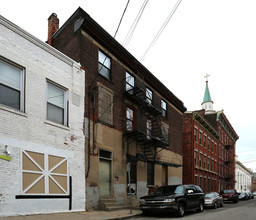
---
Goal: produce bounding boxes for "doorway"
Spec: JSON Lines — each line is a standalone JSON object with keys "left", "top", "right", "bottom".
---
{"left": 99, "top": 149, "right": 112, "bottom": 196}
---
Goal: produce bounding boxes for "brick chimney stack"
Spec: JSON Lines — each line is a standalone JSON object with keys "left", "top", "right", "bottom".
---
{"left": 48, "top": 13, "right": 59, "bottom": 45}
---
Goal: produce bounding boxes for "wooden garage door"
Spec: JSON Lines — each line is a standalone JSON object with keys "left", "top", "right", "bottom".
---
{"left": 22, "top": 150, "right": 68, "bottom": 195}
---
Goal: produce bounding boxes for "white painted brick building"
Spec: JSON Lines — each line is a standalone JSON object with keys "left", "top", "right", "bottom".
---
{"left": 0, "top": 15, "right": 86, "bottom": 216}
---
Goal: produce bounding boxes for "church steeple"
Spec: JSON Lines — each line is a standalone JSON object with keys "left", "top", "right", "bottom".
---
{"left": 202, "top": 74, "right": 214, "bottom": 112}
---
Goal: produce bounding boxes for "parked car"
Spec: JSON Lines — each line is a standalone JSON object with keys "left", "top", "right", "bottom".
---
{"left": 220, "top": 189, "right": 239, "bottom": 203}
{"left": 238, "top": 192, "right": 249, "bottom": 200}
{"left": 139, "top": 184, "right": 204, "bottom": 217}
{"left": 247, "top": 192, "right": 254, "bottom": 199}
{"left": 204, "top": 192, "right": 224, "bottom": 209}
{"left": 253, "top": 191, "right": 256, "bottom": 196}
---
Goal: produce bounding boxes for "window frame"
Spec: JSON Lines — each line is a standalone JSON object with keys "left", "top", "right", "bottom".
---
{"left": 46, "top": 81, "right": 68, "bottom": 126}
{"left": 98, "top": 50, "right": 111, "bottom": 80}
{"left": 125, "top": 71, "right": 135, "bottom": 91}
{"left": 145, "top": 87, "right": 153, "bottom": 105}
{"left": 126, "top": 106, "right": 136, "bottom": 132}
{"left": 146, "top": 118, "right": 152, "bottom": 139}
{"left": 0, "top": 57, "right": 25, "bottom": 112}
{"left": 161, "top": 99, "right": 167, "bottom": 118}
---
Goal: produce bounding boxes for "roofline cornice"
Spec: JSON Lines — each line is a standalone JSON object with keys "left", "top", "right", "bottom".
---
{"left": 0, "top": 15, "right": 81, "bottom": 68}
{"left": 192, "top": 112, "right": 219, "bottom": 140}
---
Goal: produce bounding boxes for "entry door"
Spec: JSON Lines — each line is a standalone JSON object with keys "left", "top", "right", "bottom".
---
{"left": 99, "top": 158, "right": 111, "bottom": 196}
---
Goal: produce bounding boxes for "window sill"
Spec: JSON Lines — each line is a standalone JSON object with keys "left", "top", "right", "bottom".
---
{"left": 0, "top": 105, "right": 27, "bottom": 117}
{"left": 44, "top": 120, "right": 70, "bottom": 130}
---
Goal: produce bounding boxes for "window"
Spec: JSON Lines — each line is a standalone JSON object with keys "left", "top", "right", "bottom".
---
{"left": 199, "top": 153, "right": 202, "bottom": 167}
{"left": 0, "top": 58, "right": 24, "bottom": 111}
{"left": 98, "top": 84, "right": 113, "bottom": 125}
{"left": 199, "top": 132, "right": 202, "bottom": 145}
{"left": 126, "top": 71, "right": 134, "bottom": 91}
{"left": 146, "top": 119, "right": 152, "bottom": 139}
{"left": 47, "top": 82, "right": 67, "bottom": 125}
{"left": 194, "top": 151, "right": 197, "bottom": 166}
{"left": 208, "top": 138, "right": 210, "bottom": 150}
{"left": 204, "top": 135, "right": 206, "bottom": 148}
{"left": 161, "top": 100, "right": 167, "bottom": 117}
{"left": 195, "top": 175, "right": 198, "bottom": 185}
{"left": 204, "top": 155, "right": 206, "bottom": 168}
{"left": 147, "top": 162, "right": 154, "bottom": 185}
{"left": 146, "top": 87, "right": 152, "bottom": 104}
{"left": 194, "top": 128, "right": 198, "bottom": 142}
{"left": 126, "top": 106, "right": 135, "bottom": 131}
{"left": 98, "top": 50, "right": 111, "bottom": 79}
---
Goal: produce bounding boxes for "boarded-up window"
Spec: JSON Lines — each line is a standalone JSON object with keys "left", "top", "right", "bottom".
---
{"left": 98, "top": 84, "right": 113, "bottom": 125}
{"left": 22, "top": 150, "right": 68, "bottom": 195}
{"left": 161, "top": 122, "right": 169, "bottom": 144}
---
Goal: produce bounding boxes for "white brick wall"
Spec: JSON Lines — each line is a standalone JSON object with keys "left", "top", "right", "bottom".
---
{"left": 0, "top": 15, "right": 86, "bottom": 216}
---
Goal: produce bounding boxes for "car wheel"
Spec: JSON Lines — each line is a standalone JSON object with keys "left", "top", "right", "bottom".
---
{"left": 142, "top": 210, "right": 149, "bottom": 216}
{"left": 214, "top": 202, "right": 218, "bottom": 209}
{"left": 233, "top": 199, "right": 239, "bottom": 203}
{"left": 197, "top": 201, "right": 204, "bottom": 212}
{"left": 177, "top": 203, "right": 185, "bottom": 217}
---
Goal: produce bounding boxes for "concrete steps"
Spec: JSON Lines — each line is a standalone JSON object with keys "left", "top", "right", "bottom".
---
{"left": 99, "top": 196, "right": 127, "bottom": 211}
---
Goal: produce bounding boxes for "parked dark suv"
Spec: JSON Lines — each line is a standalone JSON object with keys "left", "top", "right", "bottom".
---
{"left": 220, "top": 189, "right": 239, "bottom": 203}
{"left": 139, "top": 184, "right": 204, "bottom": 217}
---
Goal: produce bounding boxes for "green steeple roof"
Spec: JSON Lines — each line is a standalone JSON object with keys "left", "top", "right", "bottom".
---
{"left": 203, "top": 81, "right": 212, "bottom": 103}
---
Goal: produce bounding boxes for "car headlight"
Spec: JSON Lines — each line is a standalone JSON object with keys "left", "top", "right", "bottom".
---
{"left": 164, "top": 198, "right": 175, "bottom": 203}
{"left": 139, "top": 199, "right": 145, "bottom": 203}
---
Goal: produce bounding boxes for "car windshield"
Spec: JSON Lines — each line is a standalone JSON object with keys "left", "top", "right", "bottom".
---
{"left": 222, "top": 190, "right": 234, "bottom": 194}
{"left": 240, "top": 193, "right": 245, "bottom": 195}
{"left": 205, "top": 193, "right": 215, "bottom": 198}
{"left": 151, "top": 185, "right": 184, "bottom": 196}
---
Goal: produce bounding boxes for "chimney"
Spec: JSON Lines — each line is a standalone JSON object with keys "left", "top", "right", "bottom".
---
{"left": 48, "top": 13, "right": 59, "bottom": 45}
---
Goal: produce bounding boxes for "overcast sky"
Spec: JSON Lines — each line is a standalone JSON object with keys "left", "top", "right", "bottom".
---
{"left": 1, "top": 0, "right": 256, "bottom": 171}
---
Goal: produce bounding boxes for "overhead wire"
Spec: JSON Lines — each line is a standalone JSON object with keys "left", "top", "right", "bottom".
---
{"left": 96, "top": 0, "right": 131, "bottom": 121}
{"left": 140, "top": 0, "right": 183, "bottom": 62}
{"left": 122, "top": 0, "right": 149, "bottom": 48}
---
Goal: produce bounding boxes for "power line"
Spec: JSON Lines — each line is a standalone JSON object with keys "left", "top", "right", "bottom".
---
{"left": 140, "top": 0, "right": 183, "bottom": 62}
{"left": 122, "top": 0, "right": 149, "bottom": 48}
{"left": 114, "top": 0, "right": 130, "bottom": 39}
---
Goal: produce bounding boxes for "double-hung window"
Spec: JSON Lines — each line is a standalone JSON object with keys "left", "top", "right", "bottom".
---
{"left": 145, "top": 87, "right": 152, "bottom": 105}
{"left": 146, "top": 119, "right": 152, "bottom": 139}
{"left": 47, "top": 82, "right": 67, "bottom": 126}
{"left": 161, "top": 100, "right": 167, "bottom": 117}
{"left": 0, "top": 58, "right": 24, "bottom": 111}
{"left": 126, "top": 106, "right": 135, "bottom": 131}
{"left": 126, "top": 71, "right": 134, "bottom": 91}
{"left": 98, "top": 50, "right": 111, "bottom": 79}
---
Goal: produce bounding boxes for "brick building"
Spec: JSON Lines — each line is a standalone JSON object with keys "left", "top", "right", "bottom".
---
{"left": 183, "top": 78, "right": 239, "bottom": 192}
{"left": 0, "top": 15, "right": 85, "bottom": 216}
{"left": 48, "top": 8, "right": 186, "bottom": 209}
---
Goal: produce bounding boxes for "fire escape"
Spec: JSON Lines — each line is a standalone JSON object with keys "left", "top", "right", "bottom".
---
{"left": 123, "top": 75, "right": 169, "bottom": 162}
{"left": 224, "top": 144, "right": 234, "bottom": 185}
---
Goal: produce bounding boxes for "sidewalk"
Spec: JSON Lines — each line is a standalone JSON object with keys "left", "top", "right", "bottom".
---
{"left": 0, "top": 209, "right": 142, "bottom": 220}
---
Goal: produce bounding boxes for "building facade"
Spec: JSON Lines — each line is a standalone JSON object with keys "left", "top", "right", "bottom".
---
{"left": 48, "top": 8, "right": 186, "bottom": 209}
{"left": 235, "top": 160, "right": 253, "bottom": 193}
{"left": 0, "top": 15, "right": 85, "bottom": 216}
{"left": 183, "top": 78, "right": 238, "bottom": 192}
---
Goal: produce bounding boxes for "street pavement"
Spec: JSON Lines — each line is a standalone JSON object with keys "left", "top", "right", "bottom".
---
{"left": 0, "top": 209, "right": 142, "bottom": 220}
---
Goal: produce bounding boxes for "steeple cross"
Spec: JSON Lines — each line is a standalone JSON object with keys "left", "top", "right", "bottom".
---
{"left": 204, "top": 73, "right": 210, "bottom": 82}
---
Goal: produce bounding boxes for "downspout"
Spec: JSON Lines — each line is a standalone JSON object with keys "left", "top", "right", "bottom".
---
{"left": 86, "top": 91, "right": 91, "bottom": 178}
